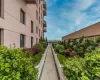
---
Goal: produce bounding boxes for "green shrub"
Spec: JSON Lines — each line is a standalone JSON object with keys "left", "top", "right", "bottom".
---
{"left": 63, "top": 51, "right": 100, "bottom": 80}
{"left": 63, "top": 57, "right": 85, "bottom": 80}
{"left": 85, "top": 53, "right": 100, "bottom": 79}
{"left": 0, "top": 46, "right": 37, "bottom": 80}
{"left": 33, "top": 43, "right": 44, "bottom": 52}
{"left": 40, "top": 42, "right": 48, "bottom": 49}
{"left": 55, "top": 44, "right": 64, "bottom": 53}
{"left": 52, "top": 42, "right": 57, "bottom": 48}
{"left": 62, "top": 38, "right": 98, "bottom": 57}
{"left": 96, "top": 37, "right": 100, "bottom": 43}
{"left": 32, "top": 52, "right": 43, "bottom": 66}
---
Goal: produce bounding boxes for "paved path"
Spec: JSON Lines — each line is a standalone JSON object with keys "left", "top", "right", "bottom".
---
{"left": 40, "top": 44, "right": 59, "bottom": 80}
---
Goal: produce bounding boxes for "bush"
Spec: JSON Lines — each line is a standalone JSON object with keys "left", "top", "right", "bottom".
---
{"left": 23, "top": 43, "right": 44, "bottom": 55}
{"left": 52, "top": 42, "right": 57, "bottom": 48}
{"left": 96, "top": 37, "right": 100, "bottom": 44}
{"left": 63, "top": 49, "right": 77, "bottom": 57}
{"left": 63, "top": 57, "right": 85, "bottom": 80}
{"left": 0, "top": 46, "right": 37, "bottom": 80}
{"left": 55, "top": 44, "right": 64, "bottom": 53}
{"left": 40, "top": 42, "right": 48, "bottom": 49}
{"left": 32, "top": 52, "right": 43, "bottom": 66}
{"left": 33, "top": 43, "right": 44, "bottom": 52}
{"left": 85, "top": 53, "right": 100, "bottom": 79}
{"left": 62, "top": 37, "right": 98, "bottom": 57}
{"left": 63, "top": 51, "right": 100, "bottom": 80}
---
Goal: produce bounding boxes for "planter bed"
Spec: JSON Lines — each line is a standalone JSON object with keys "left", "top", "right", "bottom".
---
{"left": 0, "top": 40, "right": 48, "bottom": 80}
{"left": 53, "top": 37, "right": 100, "bottom": 80}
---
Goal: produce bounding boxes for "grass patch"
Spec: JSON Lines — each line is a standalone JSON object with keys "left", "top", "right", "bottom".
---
{"left": 57, "top": 53, "right": 66, "bottom": 65}
{"left": 33, "top": 52, "right": 44, "bottom": 66}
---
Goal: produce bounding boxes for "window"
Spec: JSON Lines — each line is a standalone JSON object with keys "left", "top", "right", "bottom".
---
{"left": 20, "top": 9, "right": 25, "bottom": 24}
{"left": 31, "top": 37, "right": 33, "bottom": 48}
{"left": 36, "top": 27, "right": 38, "bottom": 33}
{"left": 31, "top": 21, "right": 33, "bottom": 33}
{"left": 37, "top": 0, "right": 38, "bottom": 7}
{"left": 36, "top": 10, "right": 38, "bottom": 20}
{"left": 36, "top": 38, "right": 38, "bottom": 44}
{"left": 39, "top": 29, "right": 40, "bottom": 37}
{"left": 0, "top": 0, "right": 1, "bottom": 17}
{"left": 39, "top": 16, "right": 40, "bottom": 24}
{"left": 41, "top": 13, "right": 42, "bottom": 19}
{"left": 0, "top": 29, "right": 1, "bottom": 45}
{"left": 0, "top": 29, "right": 3, "bottom": 45}
{"left": 41, "top": 21, "right": 42, "bottom": 27}
{"left": 39, "top": 0, "right": 40, "bottom": 4}
{"left": 20, "top": 34, "right": 25, "bottom": 48}
{"left": 39, "top": 7, "right": 40, "bottom": 14}
{"left": 0, "top": 0, "right": 4, "bottom": 18}
{"left": 41, "top": 5, "right": 42, "bottom": 11}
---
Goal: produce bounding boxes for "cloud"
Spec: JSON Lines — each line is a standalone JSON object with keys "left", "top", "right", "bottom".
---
{"left": 45, "top": 0, "right": 100, "bottom": 40}
{"left": 75, "top": 0, "right": 95, "bottom": 10}
{"left": 46, "top": 0, "right": 58, "bottom": 7}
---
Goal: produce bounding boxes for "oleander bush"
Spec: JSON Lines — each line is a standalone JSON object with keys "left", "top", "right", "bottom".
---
{"left": 0, "top": 46, "right": 37, "bottom": 80}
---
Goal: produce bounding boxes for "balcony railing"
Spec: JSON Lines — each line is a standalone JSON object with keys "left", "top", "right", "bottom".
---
{"left": 24, "top": 0, "right": 36, "bottom": 4}
{"left": 43, "top": 20, "right": 47, "bottom": 27}
{"left": 43, "top": 27, "right": 47, "bottom": 32}
{"left": 43, "top": 1, "right": 46, "bottom": 9}
{"left": 43, "top": 8, "right": 47, "bottom": 16}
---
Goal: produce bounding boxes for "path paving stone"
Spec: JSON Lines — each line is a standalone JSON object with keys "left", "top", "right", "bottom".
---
{"left": 40, "top": 44, "right": 59, "bottom": 80}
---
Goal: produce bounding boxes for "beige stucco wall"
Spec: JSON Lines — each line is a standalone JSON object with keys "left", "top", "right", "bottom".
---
{"left": 0, "top": 0, "right": 46, "bottom": 48}
{"left": 62, "top": 22, "right": 100, "bottom": 40}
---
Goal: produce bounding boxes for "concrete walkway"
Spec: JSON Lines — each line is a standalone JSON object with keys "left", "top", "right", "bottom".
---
{"left": 40, "top": 44, "right": 59, "bottom": 80}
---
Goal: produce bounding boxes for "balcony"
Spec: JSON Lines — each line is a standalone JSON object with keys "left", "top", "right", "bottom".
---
{"left": 43, "top": 1, "right": 47, "bottom": 9}
{"left": 43, "top": 20, "right": 47, "bottom": 27}
{"left": 24, "top": 0, "right": 36, "bottom": 4}
{"left": 43, "top": 8, "right": 47, "bottom": 16}
{"left": 43, "top": 27, "right": 47, "bottom": 32}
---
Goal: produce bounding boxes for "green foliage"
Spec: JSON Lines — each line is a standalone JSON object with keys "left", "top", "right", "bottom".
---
{"left": 32, "top": 52, "right": 43, "bottom": 66}
{"left": 57, "top": 53, "right": 66, "bottom": 65}
{"left": 39, "top": 37, "right": 48, "bottom": 49}
{"left": 39, "top": 37, "right": 48, "bottom": 43}
{"left": 0, "top": 46, "right": 37, "bottom": 80}
{"left": 40, "top": 42, "right": 48, "bottom": 49}
{"left": 63, "top": 57, "right": 85, "bottom": 80}
{"left": 96, "top": 37, "right": 100, "bottom": 43}
{"left": 62, "top": 51, "right": 100, "bottom": 80}
{"left": 62, "top": 37, "right": 98, "bottom": 57}
{"left": 85, "top": 53, "right": 100, "bottom": 79}
{"left": 52, "top": 42, "right": 58, "bottom": 48}
{"left": 33, "top": 43, "right": 44, "bottom": 52}
{"left": 53, "top": 37, "right": 100, "bottom": 80}
{"left": 55, "top": 44, "right": 65, "bottom": 53}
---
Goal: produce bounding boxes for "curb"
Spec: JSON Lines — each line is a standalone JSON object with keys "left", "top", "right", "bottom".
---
{"left": 51, "top": 46, "right": 67, "bottom": 80}
{"left": 35, "top": 44, "right": 49, "bottom": 80}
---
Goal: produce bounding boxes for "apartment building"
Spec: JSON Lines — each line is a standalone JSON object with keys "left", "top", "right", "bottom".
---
{"left": 0, "top": 0, "right": 47, "bottom": 48}
{"left": 62, "top": 22, "right": 100, "bottom": 41}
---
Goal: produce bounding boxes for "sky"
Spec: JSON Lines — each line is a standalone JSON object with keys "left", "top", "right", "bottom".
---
{"left": 44, "top": 0, "right": 100, "bottom": 40}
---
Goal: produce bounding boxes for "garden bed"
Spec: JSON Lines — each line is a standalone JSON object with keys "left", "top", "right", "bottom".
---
{"left": 53, "top": 37, "right": 100, "bottom": 80}
{"left": 0, "top": 39, "right": 48, "bottom": 80}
